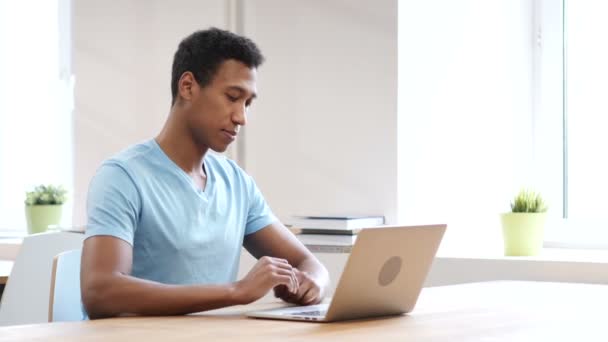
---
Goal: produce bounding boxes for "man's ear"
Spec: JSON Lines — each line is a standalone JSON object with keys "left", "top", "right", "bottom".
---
{"left": 177, "top": 71, "right": 198, "bottom": 102}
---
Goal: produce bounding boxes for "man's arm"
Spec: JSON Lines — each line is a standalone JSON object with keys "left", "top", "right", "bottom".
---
{"left": 81, "top": 236, "right": 298, "bottom": 319}
{"left": 243, "top": 222, "right": 330, "bottom": 305}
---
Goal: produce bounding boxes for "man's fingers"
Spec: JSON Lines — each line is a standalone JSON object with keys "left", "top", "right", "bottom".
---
{"left": 260, "top": 259, "right": 313, "bottom": 298}
{"left": 275, "top": 266, "right": 298, "bottom": 294}
{"left": 274, "top": 285, "right": 298, "bottom": 302}
{"left": 291, "top": 269, "right": 299, "bottom": 293}
{"left": 268, "top": 260, "right": 294, "bottom": 273}
{"left": 275, "top": 275, "right": 297, "bottom": 293}
{"left": 259, "top": 256, "right": 291, "bottom": 270}
{"left": 273, "top": 268, "right": 298, "bottom": 293}
{"left": 295, "top": 285, "right": 312, "bottom": 303}
{"left": 294, "top": 273, "right": 320, "bottom": 305}
{"left": 266, "top": 257, "right": 289, "bottom": 265}
{"left": 301, "top": 288, "right": 319, "bottom": 305}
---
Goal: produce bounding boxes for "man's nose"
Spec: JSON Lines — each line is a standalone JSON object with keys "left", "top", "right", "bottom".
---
{"left": 233, "top": 105, "right": 247, "bottom": 126}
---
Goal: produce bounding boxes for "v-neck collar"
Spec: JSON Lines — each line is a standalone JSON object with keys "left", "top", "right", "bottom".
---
{"left": 150, "top": 139, "right": 214, "bottom": 197}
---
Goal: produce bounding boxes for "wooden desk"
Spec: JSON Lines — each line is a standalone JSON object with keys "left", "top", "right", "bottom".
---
{"left": 0, "top": 260, "right": 12, "bottom": 285}
{"left": 0, "top": 281, "right": 606, "bottom": 341}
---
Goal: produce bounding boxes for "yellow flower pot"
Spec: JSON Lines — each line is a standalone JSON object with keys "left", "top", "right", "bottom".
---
{"left": 500, "top": 212, "right": 547, "bottom": 256}
{"left": 25, "top": 204, "right": 63, "bottom": 234}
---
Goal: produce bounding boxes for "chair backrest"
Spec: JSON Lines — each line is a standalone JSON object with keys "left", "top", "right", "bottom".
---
{"left": 49, "top": 249, "right": 87, "bottom": 322}
{"left": 0, "top": 231, "right": 84, "bottom": 326}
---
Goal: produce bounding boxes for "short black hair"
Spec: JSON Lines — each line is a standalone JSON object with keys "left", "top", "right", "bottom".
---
{"left": 170, "top": 28, "right": 264, "bottom": 104}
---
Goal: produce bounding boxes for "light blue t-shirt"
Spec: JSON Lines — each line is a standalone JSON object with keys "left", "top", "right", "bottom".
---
{"left": 85, "top": 139, "right": 277, "bottom": 285}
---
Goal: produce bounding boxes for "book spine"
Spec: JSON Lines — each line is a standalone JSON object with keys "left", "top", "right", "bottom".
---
{"left": 290, "top": 218, "right": 384, "bottom": 230}
{"left": 296, "top": 235, "right": 356, "bottom": 246}
{"left": 304, "top": 245, "right": 352, "bottom": 253}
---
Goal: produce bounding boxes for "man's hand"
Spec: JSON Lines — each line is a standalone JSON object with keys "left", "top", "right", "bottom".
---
{"left": 233, "top": 256, "right": 299, "bottom": 305}
{"left": 242, "top": 223, "right": 330, "bottom": 306}
{"left": 273, "top": 268, "right": 325, "bottom": 305}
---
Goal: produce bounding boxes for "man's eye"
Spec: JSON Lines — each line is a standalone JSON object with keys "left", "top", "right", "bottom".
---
{"left": 226, "top": 94, "right": 238, "bottom": 102}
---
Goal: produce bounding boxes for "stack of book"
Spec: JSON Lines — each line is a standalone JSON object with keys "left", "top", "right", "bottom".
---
{"left": 288, "top": 215, "right": 385, "bottom": 253}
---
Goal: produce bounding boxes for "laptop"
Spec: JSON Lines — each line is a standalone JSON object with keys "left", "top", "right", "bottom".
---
{"left": 246, "top": 224, "right": 446, "bottom": 322}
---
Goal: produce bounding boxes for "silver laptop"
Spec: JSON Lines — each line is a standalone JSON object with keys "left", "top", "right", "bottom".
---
{"left": 247, "top": 224, "right": 446, "bottom": 322}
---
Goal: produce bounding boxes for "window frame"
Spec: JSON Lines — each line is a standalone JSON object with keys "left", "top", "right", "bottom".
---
{"left": 540, "top": 0, "right": 608, "bottom": 249}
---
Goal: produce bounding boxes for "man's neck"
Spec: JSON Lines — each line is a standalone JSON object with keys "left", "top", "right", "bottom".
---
{"left": 155, "top": 112, "right": 207, "bottom": 177}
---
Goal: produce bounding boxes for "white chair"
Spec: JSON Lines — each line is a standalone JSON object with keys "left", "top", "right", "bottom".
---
{"left": 0, "top": 231, "right": 84, "bottom": 326}
{"left": 49, "top": 249, "right": 87, "bottom": 322}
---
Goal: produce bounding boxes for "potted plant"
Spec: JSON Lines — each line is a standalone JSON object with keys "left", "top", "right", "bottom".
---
{"left": 500, "top": 189, "right": 548, "bottom": 256}
{"left": 24, "top": 185, "right": 67, "bottom": 234}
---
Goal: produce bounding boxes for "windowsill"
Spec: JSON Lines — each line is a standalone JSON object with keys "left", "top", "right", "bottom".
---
{"left": 437, "top": 247, "right": 608, "bottom": 263}
{"left": 434, "top": 220, "right": 608, "bottom": 263}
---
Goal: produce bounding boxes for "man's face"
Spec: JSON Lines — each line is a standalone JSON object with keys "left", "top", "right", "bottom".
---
{"left": 186, "top": 59, "right": 257, "bottom": 153}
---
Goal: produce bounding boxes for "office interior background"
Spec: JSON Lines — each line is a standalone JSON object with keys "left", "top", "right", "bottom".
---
{"left": 1, "top": 0, "right": 607, "bottom": 284}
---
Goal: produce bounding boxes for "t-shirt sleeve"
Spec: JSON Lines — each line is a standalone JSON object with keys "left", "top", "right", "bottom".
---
{"left": 244, "top": 174, "right": 278, "bottom": 235}
{"left": 85, "top": 162, "right": 141, "bottom": 245}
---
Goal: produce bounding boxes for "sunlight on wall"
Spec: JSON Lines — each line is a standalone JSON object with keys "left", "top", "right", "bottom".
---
{"left": 398, "top": 0, "right": 534, "bottom": 253}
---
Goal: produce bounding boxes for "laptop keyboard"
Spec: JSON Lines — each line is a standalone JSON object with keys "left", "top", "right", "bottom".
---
{"left": 291, "top": 310, "right": 327, "bottom": 317}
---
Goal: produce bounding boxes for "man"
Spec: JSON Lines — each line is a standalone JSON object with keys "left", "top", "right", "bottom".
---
{"left": 81, "top": 28, "right": 329, "bottom": 319}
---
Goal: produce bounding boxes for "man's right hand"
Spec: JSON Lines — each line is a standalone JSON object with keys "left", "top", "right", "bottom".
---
{"left": 233, "top": 256, "right": 299, "bottom": 304}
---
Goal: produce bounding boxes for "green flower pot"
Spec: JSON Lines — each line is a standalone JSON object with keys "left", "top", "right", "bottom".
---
{"left": 25, "top": 204, "right": 63, "bottom": 234}
{"left": 500, "top": 213, "right": 547, "bottom": 256}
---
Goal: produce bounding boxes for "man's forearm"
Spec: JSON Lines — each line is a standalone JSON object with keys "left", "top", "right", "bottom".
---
{"left": 83, "top": 273, "right": 243, "bottom": 319}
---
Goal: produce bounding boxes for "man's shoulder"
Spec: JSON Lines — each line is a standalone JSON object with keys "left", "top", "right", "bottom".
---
{"left": 102, "top": 139, "right": 157, "bottom": 170}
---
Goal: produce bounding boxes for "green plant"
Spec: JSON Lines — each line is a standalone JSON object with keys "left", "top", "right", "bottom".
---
{"left": 25, "top": 185, "right": 67, "bottom": 206}
{"left": 510, "top": 189, "right": 547, "bottom": 213}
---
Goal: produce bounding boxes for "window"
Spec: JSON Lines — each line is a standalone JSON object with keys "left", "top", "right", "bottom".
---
{"left": 398, "top": 0, "right": 608, "bottom": 251}
{"left": 544, "top": 0, "right": 608, "bottom": 248}
{"left": 0, "top": 0, "right": 73, "bottom": 231}
{"left": 398, "top": 1, "right": 538, "bottom": 253}
{"left": 564, "top": 2, "right": 608, "bottom": 220}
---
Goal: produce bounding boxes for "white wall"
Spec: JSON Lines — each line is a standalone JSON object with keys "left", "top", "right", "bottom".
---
{"left": 242, "top": 0, "right": 398, "bottom": 224}
{"left": 72, "top": 0, "right": 399, "bottom": 226}
{"left": 72, "top": 0, "right": 227, "bottom": 225}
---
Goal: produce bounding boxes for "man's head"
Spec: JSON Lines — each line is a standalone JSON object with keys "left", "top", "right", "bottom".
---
{"left": 170, "top": 28, "right": 264, "bottom": 152}
{"left": 171, "top": 28, "right": 264, "bottom": 104}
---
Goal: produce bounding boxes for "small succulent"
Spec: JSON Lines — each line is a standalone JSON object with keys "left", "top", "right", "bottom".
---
{"left": 510, "top": 189, "right": 547, "bottom": 213}
{"left": 25, "top": 185, "right": 68, "bottom": 205}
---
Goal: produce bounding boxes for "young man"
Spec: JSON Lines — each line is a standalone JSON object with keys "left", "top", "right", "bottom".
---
{"left": 81, "top": 28, "right": 329, "bottom": 319}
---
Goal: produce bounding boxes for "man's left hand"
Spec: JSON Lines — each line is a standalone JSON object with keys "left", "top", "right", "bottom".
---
{"left": 273, "top": 268, "right": 324, "bottom": 305}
